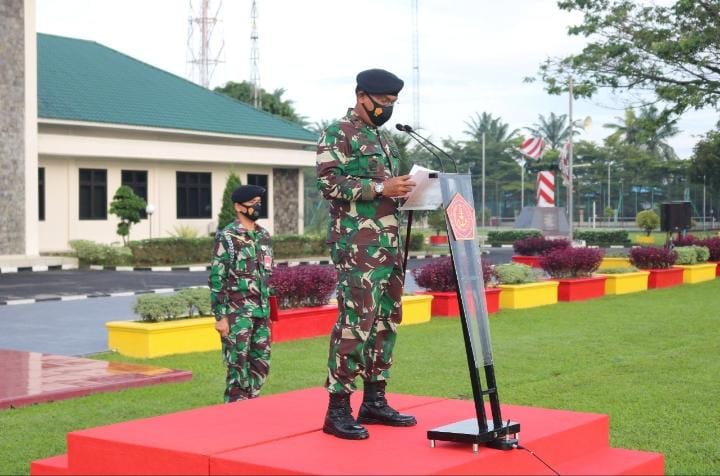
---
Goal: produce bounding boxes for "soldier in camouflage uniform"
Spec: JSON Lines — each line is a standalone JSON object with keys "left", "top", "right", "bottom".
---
{"left": 209, "top": 184, "right": 273, "bottom": 403}
{"left": 316, "top": 69, "right": 418, "bottom": 440}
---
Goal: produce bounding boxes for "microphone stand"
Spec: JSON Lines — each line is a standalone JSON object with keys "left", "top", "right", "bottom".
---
{"left": 394, "top": 124, "right": 446, "bottom": 278}
{"left": 404, "top": 126, "right": 459, "bottom": 173}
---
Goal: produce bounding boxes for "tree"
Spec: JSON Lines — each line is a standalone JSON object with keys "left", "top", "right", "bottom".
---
{"left": 214, "top": 81, "right": 307, "bottom": 124}
{"left": 534, "top": 0, "right": 720, "bottom": 115}
{"left": 109, "top": 186, "right": 146, "bottom": 246}
{"left": 525, "top": 112, "right": 581, "bottom": 149}
{"left": 427, "top": 208, "right": 446, "bottom": 236}
{"left": 636, "top": 209, "right": 660, "bottom": 236}
{"left": 217, "top": 171, "right": 242, "bottom": 230}
{"left": 604, "top": 109, "right": 642, "bottom": 146}
{"left": 464, "top": 112, "right": 519, "bottom": 143}
{"left": 690, "top": 128, "right": 720, "bottom": 194}
{"left": 604, "top": 106, "right": 680, "bottom": 160}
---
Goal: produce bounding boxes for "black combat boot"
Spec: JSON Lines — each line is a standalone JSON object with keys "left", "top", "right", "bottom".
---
{"left": 357, "top": 380, "right": 417, "bottom": 427}
{"left": 322, "top": 392, "right": 369, "bottom": 440}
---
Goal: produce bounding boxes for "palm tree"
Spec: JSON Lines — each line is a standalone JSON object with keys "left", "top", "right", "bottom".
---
{"left": 604, "top": 107, "right": 679, "bottom": 159}
{"left": 603, "top": 108, "right": 642, "bottom": 146}
{"left": 525, "top": 112, "right": 581, "bottom": 149}
{"left": 464, "top": 112, "right": 518, "bottom": 143}
{"left": 636, "top": 106, "right": 680, "bottom": 160}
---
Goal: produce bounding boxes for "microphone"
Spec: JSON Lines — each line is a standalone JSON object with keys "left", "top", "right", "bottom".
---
{"left": 395, "top": 123, "right": 446, "bottom": 173}
{"left": 401, "top": 124, "right": 459, "bottom": 173}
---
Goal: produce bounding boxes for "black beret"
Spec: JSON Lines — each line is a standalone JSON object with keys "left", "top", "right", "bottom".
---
{"left": 232, "top": 185, "right": 265, "bottom": 204}
{"left": 356, "top": 68, "right": 404, "bottom": 95}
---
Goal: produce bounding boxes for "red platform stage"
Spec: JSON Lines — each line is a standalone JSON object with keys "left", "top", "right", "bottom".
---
{"left": 31, "top": 388, "right": 663, "bottom": 475}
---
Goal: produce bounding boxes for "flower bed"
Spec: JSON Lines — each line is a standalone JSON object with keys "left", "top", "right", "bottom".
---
{"left": 417, "top": 288, "right": 501, "bottom": 316}
{"left": 676, "top": 263, "right": 717, "bottom": 284}
{"left": 597, "top": 270, "right": 649, "bottom": 295}
{"left": 556, "top": 276, "right": 607, "bottom": 301}
{"left": 499, "top": 281, "right": 559, "bottom": 309}
{"left": 511, "top": 255, "right": 542, "bottom": 268}
{"left": 647, "top": 267, "right": 684, "bottom": 289}
{"left": 598, "top": 256, "right": 631, "bottom": 270}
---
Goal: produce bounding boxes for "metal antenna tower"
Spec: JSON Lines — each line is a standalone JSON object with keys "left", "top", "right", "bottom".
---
{"left": 411, "top": 0, "right": 420, "bottom": 129}
{"left": 187, "top": 0, "right": 225, "bottom": 88}
{"left": 250, "top": 0, "right": 261, "bottom": 108}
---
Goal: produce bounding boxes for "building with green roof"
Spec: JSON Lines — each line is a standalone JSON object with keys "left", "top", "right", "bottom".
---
{"left": 34, "top": 33, "right": 318, "bottom": 252}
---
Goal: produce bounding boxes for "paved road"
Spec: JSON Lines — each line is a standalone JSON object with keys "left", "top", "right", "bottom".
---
{"left": 0, "top": 250, "right": 513, "bottom": 356}
{"left": 0, "top": 250, "right": 513, "bottom": 302}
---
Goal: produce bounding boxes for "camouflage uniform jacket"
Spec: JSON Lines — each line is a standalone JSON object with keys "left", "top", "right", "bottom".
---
{"left": 316, "top": 108, "right": 402, "bottom": 247}
{"left": 208, "top": 221, "right": 273, "bottom": 321}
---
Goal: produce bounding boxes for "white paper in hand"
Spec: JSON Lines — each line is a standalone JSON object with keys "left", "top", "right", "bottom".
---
{"left": 399, "top": 164, "right": 443, "bottom": 210}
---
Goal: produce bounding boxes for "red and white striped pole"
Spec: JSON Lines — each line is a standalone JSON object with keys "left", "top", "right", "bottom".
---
{"left": 537, "top": 171, "right": 555, "bottom": 207}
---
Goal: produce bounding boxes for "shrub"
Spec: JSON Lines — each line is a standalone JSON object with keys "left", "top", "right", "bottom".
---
{"left": 628, "top": 246, "right": 677, "bottom": 269}
{"left": 540, "top": 247, "right": 604, "bottom": 278}
{"left": 574, "top": 229, "right": 631, "bottom": 247}
{"left": 698, "top": 237, "right": 720, "bottom": 261}
{"left": 427, "top": 209, "right": 447, "bottom": 235}
{"left": 599, "top": 267, "right": 639, "bottom": 274}
{"left": 495, "top": 263, "right": 538, "bottom": 284}
{"left": 409, "top": 232, "right": 425, "bottom": 251}
{"left": 133, "top": 294, "right": 190, "bottom": 322}
{"left": 109, "top": 185, "right": 147, "bottom": 245}
{"left": 412, "top": 257, "right": 496, "bottom": 291}
{"left": 672, "top": 234, "right": 699, "bottom": 247}
{"left": 269, "top": 265, "right": 336, "bottom": 309}
{"left": 217, "top": 171, "right": 242, "bottom": 230}
{"left": 69, "top": 240, "right": 133, "bottom": 266}
{"left": 636, "top": 210, "right": 660, "bottom": 236}
{"left": 273, "top": 235, "right": 328, "bottom": 259}
{"left": 412, "top": 257, "right": 455, "bottom": 291}
{"left": 170, "top": 224, "right": 201, "bottom": 239}
{"left": 674, "top": 246, "right": 698, "bottom": 265}
{"left": 129, "top": 237, "right": 214, "bottom": 265}
{"left": 487, "top": 229, "right": 542, "bottom": 246}
{"left": 695, "top": 246, "right": 710, "bottom": 263}
{"left": 674, "top": 245, "right": 710, "bottom": 265}
{"left": 175, "top": 287, "right": 212, "bottom": 317}
{"left": 513, "top": 236, "right": 570, "bottom": 256}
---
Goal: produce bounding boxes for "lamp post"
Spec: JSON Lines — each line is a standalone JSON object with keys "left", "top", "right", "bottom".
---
{"left": 703, "top": 174, "right": 706, "bottom": 231}
{"left": 567, "top": 77, "right": 575, "bottom": 241}
{"left": 607, "top": 161, "right": 613, "bottom": 210}
{"left": 146, "top": 204, "right": 156, "bottom": 239}
{"left": 481, "top": 132, "right": 486, "bottom": 229}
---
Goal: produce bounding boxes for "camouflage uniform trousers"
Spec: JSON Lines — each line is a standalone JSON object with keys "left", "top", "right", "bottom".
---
{"left": 221, "top": 313, "right": 271, "bottom": 402}
{"left": 325, "top": 243, "right": 404, "bottom": 394}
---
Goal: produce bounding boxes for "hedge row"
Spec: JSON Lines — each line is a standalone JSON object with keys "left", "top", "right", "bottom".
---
{"left": 487, "top": 229, "right": 542, "bottom": 246}
{"left": 272, "top": 235, "right": 328, "bottom": 259}
{"left": 574, "top": 230, "right": 631, "bottom": 247}
{"left": 129, "top": 238, "right": 214, "bottom": 265}
{"left": 75, "top": 231, "right": 425, "bottom": 266}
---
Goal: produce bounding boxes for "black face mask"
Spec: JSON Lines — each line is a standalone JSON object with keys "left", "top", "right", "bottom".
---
{"left": 363, "top": 95, "right": 394, "bottom": 127}
{"left": 241, "top": 203, "right": 262, "bottom": 221}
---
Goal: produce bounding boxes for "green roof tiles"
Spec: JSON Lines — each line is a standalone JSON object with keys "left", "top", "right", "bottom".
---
{"left": 37, "top": 34, "right": 317, "bottom": 143}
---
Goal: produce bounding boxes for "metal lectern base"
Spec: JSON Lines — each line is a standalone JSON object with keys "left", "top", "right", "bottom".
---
{"left": 428, "top": 418, "right": 520, "bottom": 453}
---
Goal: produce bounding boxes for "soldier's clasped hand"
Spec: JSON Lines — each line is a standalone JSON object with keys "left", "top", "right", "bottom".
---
{"left": 382, "top": 175, "right": 416, "bottom": 197}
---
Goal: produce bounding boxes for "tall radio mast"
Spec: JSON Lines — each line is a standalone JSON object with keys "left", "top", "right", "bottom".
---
{"left": 250, "top": 0, "right": 261, "bottom": 108}
{"left": 187, "top": 0, "right": 224, "bottom": 88}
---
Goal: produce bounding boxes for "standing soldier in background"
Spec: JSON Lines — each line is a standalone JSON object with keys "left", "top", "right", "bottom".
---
{"left": 209, "top": 184, "right": 273, "bottom": 402}
{"left": 316, "top": 68, "right": 417, "bottom": 440}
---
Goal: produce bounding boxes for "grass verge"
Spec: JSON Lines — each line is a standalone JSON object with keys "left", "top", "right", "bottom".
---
{"left": 1, "top": 280, "right": 718, "bottom": 474}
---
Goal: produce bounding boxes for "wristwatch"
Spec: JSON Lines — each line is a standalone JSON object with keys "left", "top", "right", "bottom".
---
{"left": 374, "top": 181, "right": 385, "bottom": 196}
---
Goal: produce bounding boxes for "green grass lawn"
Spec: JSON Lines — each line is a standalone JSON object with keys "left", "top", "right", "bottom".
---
{"left": 2, "top": 280, "right": 719, "bottom": 475}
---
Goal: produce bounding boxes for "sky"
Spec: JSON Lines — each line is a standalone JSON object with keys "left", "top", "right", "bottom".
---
{"left": 36, "top": 0, "right": 718, "bottom": 159}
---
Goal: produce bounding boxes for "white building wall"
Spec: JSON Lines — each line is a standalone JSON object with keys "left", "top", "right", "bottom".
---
{"left": 38, "top": 157, "right": 278, "bottom": 251}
